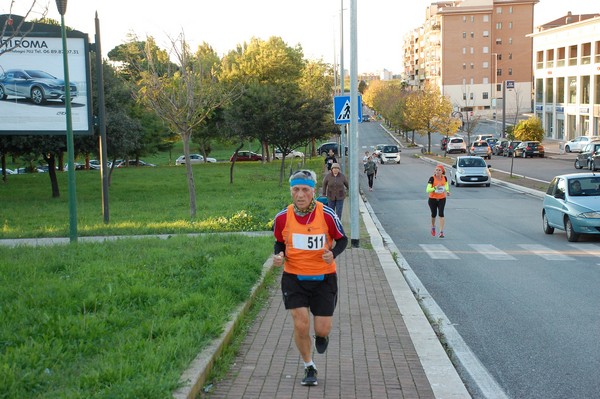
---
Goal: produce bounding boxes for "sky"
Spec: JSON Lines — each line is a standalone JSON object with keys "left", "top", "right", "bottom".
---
{"left": 3, "top": 0, "right": 599, "bottom": 74}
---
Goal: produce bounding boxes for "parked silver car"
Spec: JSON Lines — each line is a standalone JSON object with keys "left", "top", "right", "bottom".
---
{"left": 542, "top": 173, "right": 600, "bottom": 242}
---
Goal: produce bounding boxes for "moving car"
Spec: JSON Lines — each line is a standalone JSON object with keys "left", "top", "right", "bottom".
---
{"left": 449, "top": 156, "right": 491, "bottom": 187}
{"left": 230, "top": 150, "right": 262, "bottom": 162}
{"left": 380, "top": 144, "right": 401, "bottom": 164}
{"left": 274, "top": 148, "right": 305, "bottom": 160}
{"left": 175, "top": 154, "right": 217, "bottom": 165}
{"left": 446, "top": 137, "right": 467, "bottom": 153}
{"left": 362, "top": 115, "right": 371, "bottom": 122}
{"left": 469, "top": 140, "right": 492, "bottom": 159}
{"left": 475, "top": 134, "right": 495, "bottom": 142}
{"left": 486, "top": 138, "right": 499, "bottom": 153}
{"left": 542, "top": 173, "right": 600, "bottom": 242}
{"left": 317, "top": 142, "right": 347, "bottom": 156}
{"left": 574, "top": 141, "right": 600, "bottom": 170}
{"left": 0, "top": 68, "right": 78, "bottom": 105}
{"left": 564, "top": 136, "right": 600, "bottom": 153}
{"left": 513, "top": 141, "right": 544, "bottom": 158}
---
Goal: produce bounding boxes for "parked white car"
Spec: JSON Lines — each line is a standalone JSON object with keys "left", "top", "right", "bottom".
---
{"left": 564, "top": 136, "right": 600, "bottom": 153}
{"left": 274, "top": 149, "right": 305, "bottom": 160}
{"left": 175, "top": 154, "right": 217, "bottom": 165}
{"left": 446, "top": 137, "right": 467, "bottom": 153}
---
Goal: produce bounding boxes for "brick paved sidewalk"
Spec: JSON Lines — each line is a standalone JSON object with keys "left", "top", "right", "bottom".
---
{"left": 201, "top": 247, "right": 436, "bottom": 399}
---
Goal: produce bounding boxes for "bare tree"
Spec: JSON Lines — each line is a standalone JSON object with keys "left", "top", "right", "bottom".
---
{"left": 0, "top": 1, "right": 48, "bottom": 57}
{"left": 135, "top": 33, "right": 240, "bottom": 218}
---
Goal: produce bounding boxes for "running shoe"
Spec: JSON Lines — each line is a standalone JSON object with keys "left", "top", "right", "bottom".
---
{"left": 315, "top": 335, "right": 329, "bottom": 354}
{"left": 439, "top": 231, "right": 445, "bottom": 238}
{"left": 301, "top": 365, "right": 318, "bottom": 386}
{"left": 431, "top": 227, "right": 436, "bottom": 237}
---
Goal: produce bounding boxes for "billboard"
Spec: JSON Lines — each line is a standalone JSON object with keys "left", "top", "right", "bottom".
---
{"left": 0, "top": 29, "right": 93, "bottom": 135}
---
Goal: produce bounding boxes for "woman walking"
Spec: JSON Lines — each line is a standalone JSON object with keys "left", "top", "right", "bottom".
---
{"left": 426, "top": 164, "right": 450, "bottom": 238}
{"left": 322, "top": 163, "right": 349, "bottom": 220}
{"left": 364, "top": 155, "right": 378, "bottom": 192}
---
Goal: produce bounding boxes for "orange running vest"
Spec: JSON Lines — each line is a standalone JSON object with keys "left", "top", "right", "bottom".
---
{"left": 282, "top": 201, "right": 336, "bottom": 275}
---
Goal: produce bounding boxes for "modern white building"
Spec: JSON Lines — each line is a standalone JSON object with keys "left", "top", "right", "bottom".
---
{"left": 530, "top": 12, "right": 600, "bottom": 140}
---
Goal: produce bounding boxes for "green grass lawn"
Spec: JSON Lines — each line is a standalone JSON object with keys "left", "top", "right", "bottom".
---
{"left": 0, "top": 157, "right": 327, "bottom": 398}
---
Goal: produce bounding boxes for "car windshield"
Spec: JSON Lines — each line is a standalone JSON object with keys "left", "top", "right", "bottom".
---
{"left": 25, "top": 70, "right": 56, "bottom": 79}
{"left": 383, "top": 146, "right": 398, "bottom": 153}
{"left": 450, "top": 138, "right": 462, "bottom": 143}
{"left": 473, "top": 142, "right": 488, "bottom": 147}
{"left": 568, "top": 177, "right": 600, "bottom": 197}
{"left": 459, "top": 158, "right": 486, "bottom": 167}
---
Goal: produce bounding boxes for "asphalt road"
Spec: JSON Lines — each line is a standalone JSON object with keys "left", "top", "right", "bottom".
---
{"left": 357, "top": 120, "right": 600, "bottom": 399}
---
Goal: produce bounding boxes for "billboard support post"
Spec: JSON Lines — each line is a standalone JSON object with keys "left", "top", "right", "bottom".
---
{"left": 57, "top": 1, "right": 78, "bottom": 242}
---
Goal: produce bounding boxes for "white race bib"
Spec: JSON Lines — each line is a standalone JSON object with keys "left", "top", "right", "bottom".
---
{"left": 292, "top": 233, "right": 327, "bottom": 250}
{"left": 435, "top": 185, "right": 446, "bottom": 194}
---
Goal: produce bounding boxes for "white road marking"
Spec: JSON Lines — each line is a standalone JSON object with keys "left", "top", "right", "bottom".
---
{"left": 518, "top": 244, "right": 575, "bottom": 261}
{"left": 469, "top": 244, "right": 516, "bottom": 260}
{"left": 568, "top": 244, "right": 600, "bottom": 258}
{"left": 419, "top": 244, "right": 459, "bottom": 259}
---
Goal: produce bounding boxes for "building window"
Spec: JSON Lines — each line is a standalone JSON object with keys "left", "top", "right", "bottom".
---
{"left": 463, "top": 16, "right": 467, "bottom": 22}
{"left": 497, "top": 69, "right": 502, "bottom": 77}
{"left": 483, "top": 46, "right": 489, "bottom": 54}
{"left": 508, "top": 52, "right": 513, "bottom": 60}
{"left": 470, "top": 32, "right": 474, "bottom": 38}
{"left": 508, "top": 68, "right": 513, "bottom": 75}
{"left": 581, "top": 75, "right": 590, "bottom": 104}
{"left": 509, "top": 37, "right": 513, "bottom": 45}
{"left": 497, "top": 53, "right": 502, "bottom": 60}
{"left": 496, "top": 7, "right": 502, "bottom": 14}
{"left": 462, "top": 78, "right": 466, "bottom": 85}
{"left": 509, "top": 6, "right": 513, "bottom": 13}
{"left": 470, "top": 63, "right": 474, "bottom": 69}
{"left": 483, "top": 15, "right": 489, "bottom": 22}
{"left": 496, "top": 22, "right": 502, "bottom": 29}
{"left": 568, "top": 76, "right": 576, "bottom": 103}
{"left": 463, "top": 47, "right": 466, "bottom": 54}
{"left": 497, "top": 83, "right": 502, "bottom": 92}
{"left": 463, "top": 63, "right": 467, "bottom": 69}
{"left": 483, "top": 77, "right": 489, "bottom": 84}
{"left": 508, "top": 22, "right": 513, "bottom": 29}
{"left": 557, "top": 77, "right": 565, "bottom": 103}
{"left": 496, "top": 38, "right": 502, "bottom": 45}
{"left": 470, "top": 16, "right": 474, "bottom": 22}
{"left": 470, "top": 92, "right": 474, "bottom": 100}
{"left": 483, "top": 61, "right": 489, "bottom": 68}
{"left": 483, "top": 30, "right": 489, "bottom": 37}
{"left": 463, "top": 32, "right": 466, "bottom": 38}
{"left": 470, "top": 47, "right": 474, "bottom": 54}
{"left": 483, "top": 92, "right": 489, "bottom": 99}
{"left": 463, "top": 93, "right": 467, "bottom": 100}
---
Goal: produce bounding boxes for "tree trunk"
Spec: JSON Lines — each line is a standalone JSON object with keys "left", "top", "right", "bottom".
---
{"left": 45, "top": 154, "right": 60, "bottom": 198}
{"left": 182, "top": 133, "right": 197, "bottom": 218}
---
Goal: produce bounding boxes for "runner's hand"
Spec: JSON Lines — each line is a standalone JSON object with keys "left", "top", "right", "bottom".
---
{"left": 273, "top": 252, "right": 284, "bottom": 267}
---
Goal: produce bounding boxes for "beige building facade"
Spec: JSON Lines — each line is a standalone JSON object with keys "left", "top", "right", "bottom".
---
{"left": 404, "top": 0, "right": 537, "bottom": 120}
{"left": 530, "top": 13, "right": 600, "bottom": 140}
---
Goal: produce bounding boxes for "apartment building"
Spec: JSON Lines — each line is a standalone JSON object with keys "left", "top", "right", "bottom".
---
{"left": 403, "top": 0, "right": 537, "bottom": 119}
{"left": 530, "top": 13, "right": 600, "bottom": 140}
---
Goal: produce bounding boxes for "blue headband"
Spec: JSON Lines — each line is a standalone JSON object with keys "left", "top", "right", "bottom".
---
{"left": 290, "top": 178, "right": 315, "bottom": 188}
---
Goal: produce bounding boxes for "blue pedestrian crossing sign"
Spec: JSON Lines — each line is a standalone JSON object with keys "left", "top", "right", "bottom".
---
{"left": 334, "top": 95, "right": 363, "bottom": 125}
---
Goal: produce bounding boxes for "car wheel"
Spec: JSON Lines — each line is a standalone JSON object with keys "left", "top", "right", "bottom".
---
{"left": 485, "top": 183, "right": 491, "bottom": 187}
{"left": 591, "top": 161, "right": 597, "bottom": 171}
{"left": 0, "top": 85, "right": 6, "bottom": 100}
{"left": 565, "top": 145, "right": 571, "bottom": 153}
{"left": 542, "top": 211, "right": 554, "bottom": 234}
{"left": 30, "top": 87, "right": 46, "bottom": 105}
{"left": 522, "top": 151, "right": 526, "bottom": 158}
{"left": 539, "top": 154, "right": 544, "bottom": 158}
{"left": 574, "top": 159, "right": 582, "bottom": 169}
{"left": 565, "top": 217, "right": 579, "bottom": 242}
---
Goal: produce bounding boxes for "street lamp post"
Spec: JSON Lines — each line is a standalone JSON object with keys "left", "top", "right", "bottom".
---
{"left": 492, "top": 53, "right": 498, "bottom": 137}
{"left": 56, "top": 0, "right": 78, "bottom": 242}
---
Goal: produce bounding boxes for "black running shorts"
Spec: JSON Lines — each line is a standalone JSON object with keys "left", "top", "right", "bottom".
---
{"left": 281, "top": 272, "right": 338, "bottom": 316}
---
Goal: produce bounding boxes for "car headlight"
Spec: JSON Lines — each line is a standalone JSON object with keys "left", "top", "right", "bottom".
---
{"left": 578, "top": 212, "right": 600, "bottom": 219}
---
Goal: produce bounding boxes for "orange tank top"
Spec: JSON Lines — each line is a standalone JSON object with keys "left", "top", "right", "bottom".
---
{"left": 282, "top": 201, "right": 336, "bottom": 275}
{"left": 429, "top": 175, "right": 447, "bottom": 199}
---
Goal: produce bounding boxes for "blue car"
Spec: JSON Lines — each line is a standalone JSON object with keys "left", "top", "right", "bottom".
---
{"left": 542, "top": 173, "right": 600, "bottom": 242}
{"left": 0, "top": 69, "right": 78, "bottom": 105}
